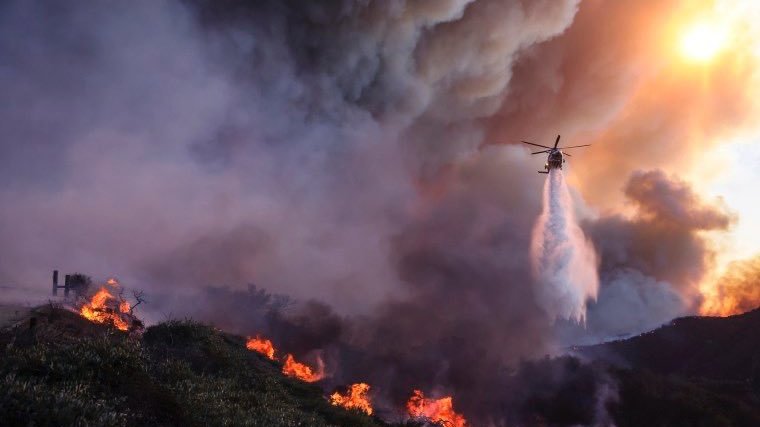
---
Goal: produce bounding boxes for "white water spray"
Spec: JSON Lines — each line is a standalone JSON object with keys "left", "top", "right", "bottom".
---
{"left": 531, "top": 169, "right": 599, "bottom": 323}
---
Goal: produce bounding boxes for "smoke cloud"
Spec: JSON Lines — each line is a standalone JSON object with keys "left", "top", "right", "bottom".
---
{"left": 589, "top": 170, "right": 733, "bottom": 297}
{"left": 531, "top": 169, "right": 598, "bottom": 322}
{"left": 564, "top": 170, "right": 735, "bottom": 342}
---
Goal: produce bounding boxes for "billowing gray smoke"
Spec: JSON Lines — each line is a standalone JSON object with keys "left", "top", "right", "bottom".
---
{"left": 562, "top": 170, "right": 734, "bottom": 343}
{"left": 0, "top": 0, "right": 735, "bottom": 424}
{"left": 0, "top": 0, "right": 580, "bottom": 312}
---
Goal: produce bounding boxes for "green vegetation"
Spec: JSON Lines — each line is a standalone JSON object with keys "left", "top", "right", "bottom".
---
{"left": 0, "top": 306, "right": 391, "bottom": 427}
{"left": 2, "top": 304, "right": 758, "bottom": 426}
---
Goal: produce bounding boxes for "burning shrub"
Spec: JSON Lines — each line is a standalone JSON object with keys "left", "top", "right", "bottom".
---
{"left": 77, "top": 278, "right": 143, "bottom": 332}
{"left": 246, "top": 336, "right": 275, "bottom": 360}
{"left": 406, "top": 390, "right": 467, "bottom": 427}
{"left": 243, "top": 333, "right": 325, "bottom": 382}
{"left": 330, "top": 383, "right": 373, "bottom": 415}
{"left": 282, "top": 353, "right": 325, "bottom": 383}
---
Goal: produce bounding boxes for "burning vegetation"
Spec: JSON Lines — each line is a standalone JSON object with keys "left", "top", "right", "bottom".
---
{"left": 406, "top": 390, "right": 467, "bottom": 427}
{"left": 246, "top": 336, "right": 275, "bottom": 360}
{"left": 329, "top": 383, "right": 373, "bottom": 415}
{"left": 282, "top": 354, "right": 325, "bottom": 383}
{"left": 78, "top": 278, "right": 142, "bottom": 331}
{"left": 243, "top": 334, "right": 471, "bottom": 420}
{"left": 700, "top": 256, "right": 760, "bottom": 317}
{"left": 0, "top": 313, "right": 387, "bottom": 426}
{"left": 244, "top": 334, "right": 325, "bottom": 382}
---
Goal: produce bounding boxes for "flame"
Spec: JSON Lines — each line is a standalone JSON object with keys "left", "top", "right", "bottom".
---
{"left": 79, "top": 280, "right": 131, "bottom": 331}
{"left": 330, "top": 383, "right": 373, "bottom": 415}
{"left": 700, "top": 256, "right": 760, "bottom": 316}
{"left": 282, "top": 354, "right": 325, "bottom": 383}
{"left": 406, "top": 390, "right": 467, "bottom": 427}
{"left": 246, "top": 336, "right": 276, "bottom": 360}
{"left": 243, "top": 336, "right": 326, "bottom": 382}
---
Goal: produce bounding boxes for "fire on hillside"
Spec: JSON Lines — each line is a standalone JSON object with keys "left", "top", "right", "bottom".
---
{"left": 407, "top": 389, "right": 467, "bottom": 427}
{"left": 246, "top": 336, "right": 275, "bottom": 360}
{"left": 330, "top": 383, "right": 373, "bottom": 415}
{"left": 245, "top": 334, "right": 325, "bottom": 382}
{"left": 78, "top": 278, "right": 142, "bottom": 332}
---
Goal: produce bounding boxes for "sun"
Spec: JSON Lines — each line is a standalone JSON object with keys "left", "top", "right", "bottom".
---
{"left": 680, "top": 21, "right": 729, "bottom": 62}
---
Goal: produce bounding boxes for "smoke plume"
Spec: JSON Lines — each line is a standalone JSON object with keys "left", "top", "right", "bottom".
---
{"left": 563, "top": 169, "right": 735, "bottom": 343}
{"left": 531, "top": 169, "right": 599, "bottom": 322}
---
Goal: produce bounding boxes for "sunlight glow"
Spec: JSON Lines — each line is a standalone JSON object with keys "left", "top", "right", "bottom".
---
{"left": 680, "top": 22, "right": 728, "bottom": 62}
{"left": 701, "top": 139, "right": 760, "bottom": 263}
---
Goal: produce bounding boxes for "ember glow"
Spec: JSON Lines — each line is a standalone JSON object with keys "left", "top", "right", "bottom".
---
{"left": 246, "top": 336, "right": 275, "bottom": 360}
{"left": 406, "top": 390, "right": 467, "bottom": 427}
{"left": 282, "top": 354, "right": 325, "bottom": 383}
{"left": 329, "top": 383, "right": 373, "bottom": 415}
{"left": 78, "top": 279, "right": 131, "bottom": 331}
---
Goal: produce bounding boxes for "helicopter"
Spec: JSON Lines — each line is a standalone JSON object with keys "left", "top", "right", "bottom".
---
{"left": 522, "top": 135, "right": 591, "bottom": 174}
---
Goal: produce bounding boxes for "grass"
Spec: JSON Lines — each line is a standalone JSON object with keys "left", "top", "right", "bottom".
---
{"left": 6, "top": 304, "right": 754, "bottom": 426}
{"left": 0, "top": 307, "right": 392, "bottom": 427}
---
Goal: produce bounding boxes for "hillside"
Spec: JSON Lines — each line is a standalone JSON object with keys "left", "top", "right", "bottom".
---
{"left": 0, "top": 304, "right": 398, "bottom": 427}
{"left": 3, "top": 303, "right": 760, "bottom": 427}
{"left": 580, "top": 307, "right": 760, "bottom": 382}
{"left": 579, "top": 307, "right": 760, "bottom": 427}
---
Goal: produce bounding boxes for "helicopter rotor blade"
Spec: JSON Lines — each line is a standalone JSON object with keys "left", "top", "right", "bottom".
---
{"left": 553, "top": 134, "right": 561, "bottom": 149}
{"left": 522, "top": 141, "right": 553, "bottom": 149}
{"left": 558, "top": 144, "right": 592, "bottom": 149}
{"left": 562, "top": 152, "right": 572, "bottom": 157}
{"left": 532, "top": 150, "right": 550, "bottom": 155}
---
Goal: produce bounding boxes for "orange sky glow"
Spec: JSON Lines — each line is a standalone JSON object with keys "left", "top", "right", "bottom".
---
{"left": 577, "top": 0, "right": 760, "bottom": 315}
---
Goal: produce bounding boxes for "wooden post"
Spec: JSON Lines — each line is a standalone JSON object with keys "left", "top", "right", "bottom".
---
{"left": 52, "top": 270, "right": 59, "bottom": 296}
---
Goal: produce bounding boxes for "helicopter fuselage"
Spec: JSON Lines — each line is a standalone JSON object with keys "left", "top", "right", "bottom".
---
{"left": 521, "top": 134, "right": 589, "bottom": 174}
{"left": 544, "top": 149, "right": 564, "bottom": 172}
